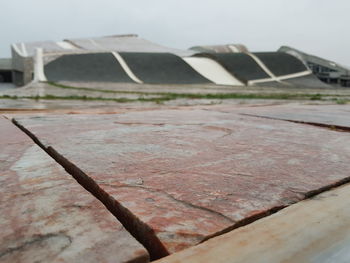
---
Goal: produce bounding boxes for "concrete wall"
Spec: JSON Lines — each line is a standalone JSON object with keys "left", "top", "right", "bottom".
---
{"left": 11, "top": 46, "right": 33, "bottom": 86}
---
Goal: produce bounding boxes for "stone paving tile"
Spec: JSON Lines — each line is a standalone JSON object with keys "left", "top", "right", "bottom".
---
{"left": 12, "top": 106, "right": 350, "bottom": 255}
{"left": 238, "top": 104, "right": 350, "bottom": 129}
{"left": 0, "top": 117, "right": 149, "bottom": 263}
{"left": 155, "top": 183, "right": 350, "bottom": 263}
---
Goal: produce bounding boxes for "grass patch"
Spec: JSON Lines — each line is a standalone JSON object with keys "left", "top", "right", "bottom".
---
{"left": 0, "top": 93, "right": 327, "bottom": 103}
{"left": 309, "top": 93, "right": 322, "bottom": 100}
{"left": 335, "top": 99, "right": 348, "bottom": 104}
{"left": 47, "top": 81, "right": 350, "bottom": 98}
{"left": 1, "top": 95, "right": 18, "bottom": 99}
{"left": 47, "top": 81, "right": 144, "bottom": 95}
{"left": 0, "top": 93, "right": 324, "bottom": 103}
{"left": 1, "top": 82, "right": 348, "bottom": 103}
{"left": 0, "top": 95, "right": 135, "bottom": 103}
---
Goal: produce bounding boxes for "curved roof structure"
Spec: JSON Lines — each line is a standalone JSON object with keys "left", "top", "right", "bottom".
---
{"left": 254, "top": 52, "right": 308, "bottom": 77}
{"left": 67, "top": 35, "right": 194, "bottom": 57}
{"left": 12, "top": 35, "right": 194, "bottom": 58}
{"left": 118, "top": 52, "right": 212, "bottom": 84}
{"left": 201, "top": 53, "right": 270, "bottom": 82}
{"left": 9, "top": 34, "right": 332, "bottom": 88}
{"left": 45, "top": 53, "right": 135, "bottom": 83}
{"left": 12, "top": 41, "right": 78, "bottom": 57}
{"left": 190, "top": 44, "right": 248, "bottom": 54}
{"left": 194, "top": 52, "right": 326, "bottom": 87}
{"left": 183, "top": 57, "right": 244, "bottom": 86}
{"left": 279, "top": 46, "right": 350, "bottom": 73}
{"left": 42, "top": 50, "right": 328, "bottom": 87}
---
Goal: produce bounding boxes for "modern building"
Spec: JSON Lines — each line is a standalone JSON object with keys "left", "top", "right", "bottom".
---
{"left": 279, "top": 46, "right": 350, "bottom": 87}
{"left": 9, "top": 34, "right": 195, "bottom": 86}
{"left": 2, "top": 34, "right": 346, "bottom": 88}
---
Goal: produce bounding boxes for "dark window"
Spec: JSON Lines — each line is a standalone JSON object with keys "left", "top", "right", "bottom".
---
{"left": 0, "top": 70, "right": 13, "bottom": 83}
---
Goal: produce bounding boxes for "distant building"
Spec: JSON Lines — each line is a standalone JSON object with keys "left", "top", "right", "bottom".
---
{"left": 2, "top": 34, "right": 347, "bottom": 88}
{"left": 9, "top": 34, "right": 194, "bottom": 86}
{"left": 278, "top": 46, "right": 350, "bottom": 87}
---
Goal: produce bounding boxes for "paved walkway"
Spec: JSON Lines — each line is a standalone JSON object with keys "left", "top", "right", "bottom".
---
{"left": 2, "top": 103, "right": 350, "bottom": 261}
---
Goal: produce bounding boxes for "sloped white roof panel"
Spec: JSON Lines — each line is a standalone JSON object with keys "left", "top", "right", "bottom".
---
{"left": 67, "top": 36, "right": 194, "bottom": 56}
{"left": 183, "top": 57, "right": 243, "bottom": 86}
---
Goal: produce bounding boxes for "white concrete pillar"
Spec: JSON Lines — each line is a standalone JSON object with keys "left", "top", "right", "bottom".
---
{"left": 33, "top": 48, "right": 47, "bottom": 82}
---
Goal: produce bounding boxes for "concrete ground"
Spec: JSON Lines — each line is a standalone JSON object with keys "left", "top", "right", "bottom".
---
{"left": 0, "top": 83, "right": 15, "bottom": 91}
{"left": 1, "top": 82, "right": 350, "bottom": 262}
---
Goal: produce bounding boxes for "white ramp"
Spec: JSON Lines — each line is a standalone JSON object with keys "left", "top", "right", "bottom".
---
{"left": 183, "top": 57, "right": 243, "bottom": 86}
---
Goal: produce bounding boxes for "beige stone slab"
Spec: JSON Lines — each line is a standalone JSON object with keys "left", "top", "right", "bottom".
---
{"left": 156, "top": 183, "right": 350, "bottom": 263}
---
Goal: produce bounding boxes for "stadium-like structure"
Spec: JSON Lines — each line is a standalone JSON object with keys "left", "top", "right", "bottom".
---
{"left": 1, "top": 34, "right": 348, "bottom": 88}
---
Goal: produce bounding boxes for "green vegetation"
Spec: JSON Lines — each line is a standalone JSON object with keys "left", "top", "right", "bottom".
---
{"left": 335, "top": 99, "right": 348, "bottom": 105}
{"left": 0, "top": 94, "right": 140, "bottom": 103}
{"left": 1, "top": 95, "right": 18, "bottom": 99}
{"left": 48, "top": 81, "right": 143, "bottom": 95}
{"left": 0, "top": 82, "right": 348, "bottom": 104}
{"left": 309, "top": 93, "right": 322, "bottom": 100}
{"left": 46, "top": 81, "right": 350, "bottom": 97}
{"left": 0, "top": 93, "right": 330, "bottom": 103}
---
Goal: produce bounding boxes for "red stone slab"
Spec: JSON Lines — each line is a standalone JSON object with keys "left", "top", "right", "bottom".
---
{"left": 12, "top": 107, "right": 350, "bottom": 255}
{"left": 238, "top": 104, "right": 350, "bottom": 130}
{"left": 0, "top": 117, "right": 149, "bottom": 263}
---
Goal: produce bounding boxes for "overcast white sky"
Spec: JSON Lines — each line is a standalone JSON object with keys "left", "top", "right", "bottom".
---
{"left": 1, "top": 0, "right": 350, "bottom": 65}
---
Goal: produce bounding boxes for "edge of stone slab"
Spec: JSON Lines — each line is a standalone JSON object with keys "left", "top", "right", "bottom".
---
{"left": 155, "top": 182, "right": 350, "bottom": 263}
{"left": 12, "top": 117, "right": 169, "bottom": 261}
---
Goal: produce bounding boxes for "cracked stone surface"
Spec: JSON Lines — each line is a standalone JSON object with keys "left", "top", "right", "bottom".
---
{"left": 0, "top": 117, "right": 149, "bottom": 263}
{"left": 12, "top": 106, "right": 350, "bottom": 254}
{"left": 238, "top": 104, "right": 350, "bottom": 129}
{"left": 155, "top": 183, "right": 350, "bottom": 263}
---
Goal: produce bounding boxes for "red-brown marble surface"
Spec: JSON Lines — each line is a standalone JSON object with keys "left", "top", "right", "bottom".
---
{"left": 0, "top": 117, "right": 149, "bottom": 263}
{"left": 238, "top": 104, "right": 350, "bottom": 129}
{"left": 12, "top": 106, "right": 350, "bottom": 254}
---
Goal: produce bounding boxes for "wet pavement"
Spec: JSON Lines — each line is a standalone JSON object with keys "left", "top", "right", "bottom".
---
{"left": 9, "top": 104, "right": 350, "bottom": 257}
{"left": 0, "top": 116, "right": 149, "bottom": 263}
{"left": 2, "top": 98, "right": 350, "bottom": 262}
{"left": 156, "top": 182, "right": 350, "bottom": 263}
{"left": 238, "top": 104, "right": 350, "bottom": 130}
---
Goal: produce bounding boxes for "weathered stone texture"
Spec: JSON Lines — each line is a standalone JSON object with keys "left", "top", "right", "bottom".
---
{"left": 0, "top": 117, "right": 149, "bottom": 263}
{"left": 239, "top": 104, "right": 350, "bottom": 129}
{"left": 12, "top": 107, "right": 350, "bottom": 254}
{"left": 155, "top": 183, "right": 350, "bottom": 263}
